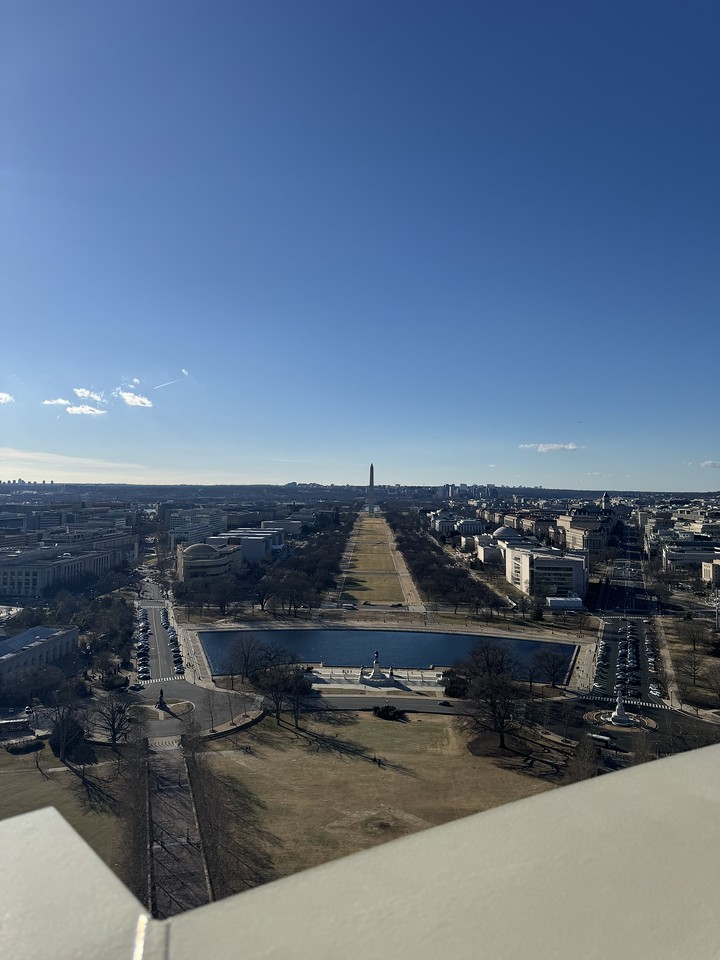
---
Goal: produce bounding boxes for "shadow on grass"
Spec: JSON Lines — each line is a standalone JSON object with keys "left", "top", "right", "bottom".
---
{"left": 279, "top": 719, "right": 414, "bottom": 776}
{"left": 189, "top": 754, "right": 280, "bottom": 896}
{"left": 305, "top": 708, "right": 359, "bottom": 727}
{"left": 64, "top": 759, "right": 120, "bottom": 813}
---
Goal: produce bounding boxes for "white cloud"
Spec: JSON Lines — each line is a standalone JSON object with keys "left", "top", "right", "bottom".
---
{"left": 132, "top": 378, "right": 140, "bottom": 385}
{"left": 519, "top": 442, "right": 578, "bottom": 453}
{"left": 0, "top": 392, "right": 15, "bottom": 404}
{"left": 73, "top": 387, "right": 105, "bottom": 403}
{"left": 66, "top": 405, "right": 107, "bottom": 416}
{"left": 115, "top": 389, "right": 153, "bottom": 408}
{"left": 181, "top": 368, "right": 189, "bottom": 376}
{"left": 701, "top": 460, "right": 720, "bottom": 469}
{"left": 42, "top": 398, "right": 71, "bottom": 406}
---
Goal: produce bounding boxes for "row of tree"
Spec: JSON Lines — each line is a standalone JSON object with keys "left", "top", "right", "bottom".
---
{"left": 385, "top": 509, "right": 506, "bottom": 615}
{"left": 172, "top": 508, "right": 358, "bottom": 617}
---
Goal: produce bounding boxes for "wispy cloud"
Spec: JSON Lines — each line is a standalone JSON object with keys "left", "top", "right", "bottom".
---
{"left": 42, "top": 398, "right": 71, "bottom": 406}
{"left": 66, "top": 405, "right": 107, "bottom": 416}
{"left": 115, "top": 389, "right": 153, "bottom": 407}
{"left": 701, "top": 460, "right": 720, "bottom": 469}
{"left": 0, "top": 392, "right": 15, "bottom": 404}
{"left": 155, "top": 369, "right": 189, "bottom": 389}
{"left": 0, "top": 447, "right": 142, "bottom": 470}
{"left": 132, "top": 378, "right": 140, "bottom": 385}
{"left": 73, "top": 387, "right": 105, "bottom": 404}
{"left": 519, "top": 442, "right": 578, "bottom": 453}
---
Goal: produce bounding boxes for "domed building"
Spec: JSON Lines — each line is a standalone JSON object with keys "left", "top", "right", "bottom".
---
{"left": 176, "top": 541, "right": 242, "bottom": 583}
{"left": 492, "top": 525, "right": 523, "bottom": 541}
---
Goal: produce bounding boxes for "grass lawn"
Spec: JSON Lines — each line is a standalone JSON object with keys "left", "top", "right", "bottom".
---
{"left": 344, "top": 575, "right": 406, "bottom": 604}
{"left": 205, "top": 713, "right": 555, "bottom": 882}
{"left": 661, "top": 619, "right": 720, "bottom": 709}
{"left": 0, "top": 744, "right": 125, "bottom": 868}
{"left": 343, "top": 516, "right": 406, "bottom": 604}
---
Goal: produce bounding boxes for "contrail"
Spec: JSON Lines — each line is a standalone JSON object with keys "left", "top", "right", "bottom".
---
{"left": 154, "top": 380, "right": 179, "bottom": 389}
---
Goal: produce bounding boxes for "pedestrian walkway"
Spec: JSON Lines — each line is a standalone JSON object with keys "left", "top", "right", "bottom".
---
{"left": 147, "top": 740, "right": 212, "bottom": 918}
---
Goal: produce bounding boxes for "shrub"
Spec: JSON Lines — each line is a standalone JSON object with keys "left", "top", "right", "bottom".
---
{"left": 373, "top": 704, "right": 407, "bottom": 721}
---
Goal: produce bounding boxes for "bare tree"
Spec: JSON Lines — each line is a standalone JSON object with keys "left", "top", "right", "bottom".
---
{"left": 525, "top": 659, "right": 539, "bottom": 696}
{"left": 704, "top": 665, "right": 720, "bottom": 705}
{"left": 533, "top": 649, "right": 567, "bottom": 688}
{"left": 181, "top": 710, "right": 204, "bottom": 757}
{"left": 565, "top": 735, "right": 600, "bottom": 782}
{"left": 234, "top": 635, "right": 266, "bottom": 683}
{"left": 204, "top": 687, "right": 217, "bottom": 733}
{"left": 286, "top": 667, "right": 312, "bottom": 729}
{"left": 256, "top": 664, "right": 291, "bottom": 724}
{"left": 460, "top": 639, "right": 523, "bottom": 749}
{"left": 679, "top": 650, "right": 705, "bottom": 687}
{"left": 94, "top": 692, "right": 136, "bottom": 749}
{"left": 679, "top": 618, "right": 710, "bottom": 653}
{"left": 49, "top": 697, "right": 86, "bottom": 762}
{"left": 225, "top": 687, "right": 236, "bottom": 726}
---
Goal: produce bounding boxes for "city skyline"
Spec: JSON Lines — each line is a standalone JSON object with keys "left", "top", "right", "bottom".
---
{"left": 2, "top": 3, "right": 719, "bottom": 490}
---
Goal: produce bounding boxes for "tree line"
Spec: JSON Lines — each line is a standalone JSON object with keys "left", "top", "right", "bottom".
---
{"left": 222, "top": 634, "right": 313, "bottom": 728}
{"left": 0, "top": 591, "right": 136, "bottom": 707}
{"left": 384, "top": 509, "right": 505, "bottom": 615}
{"left": 172, "top": 508, "right": 358, "bottom": 618}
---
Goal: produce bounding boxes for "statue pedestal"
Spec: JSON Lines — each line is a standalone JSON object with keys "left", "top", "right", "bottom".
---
{"left": 609, "top": 694, "right": 636, "bottom": 727}
{"left": 368, "top": 661, "right": 384, "bottom": 680}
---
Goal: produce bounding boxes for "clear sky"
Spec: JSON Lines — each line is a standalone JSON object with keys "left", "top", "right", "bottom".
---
{"left": 1, "top": 1, "right": 719, "bottom": 490}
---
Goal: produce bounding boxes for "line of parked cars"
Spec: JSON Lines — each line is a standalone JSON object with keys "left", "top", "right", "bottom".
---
{"left": 614, "top": 621, "right": 642, "bottom": 699}
{"left": 135, "top": 607, "right": 151, "bottom": 683}
{"left": 162, "top": 608, "right": 184, "bottom": 676}
{"left": 643, "top": 621, "right": 664, "bottom": 698}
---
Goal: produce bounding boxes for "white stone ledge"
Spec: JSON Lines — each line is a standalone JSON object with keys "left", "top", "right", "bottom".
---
{"left": 2, "top": 745, "right": 719, "bottom": 960}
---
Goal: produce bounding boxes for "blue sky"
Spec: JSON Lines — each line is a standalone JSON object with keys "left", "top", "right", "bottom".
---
{"left": 1, "top": 1, "right": 719, "bottom": 490}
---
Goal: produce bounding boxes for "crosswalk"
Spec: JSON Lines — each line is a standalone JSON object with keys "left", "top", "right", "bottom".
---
{"left": 143, "top": 676, "right": 186, "bottom": 684}
{"left": 584, "top": 694, "right": 671, "bottom": 710}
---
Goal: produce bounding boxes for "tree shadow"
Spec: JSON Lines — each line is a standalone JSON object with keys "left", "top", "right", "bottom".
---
{"left": 284, "top": 720, "right": 414, "bottom": 776}
{"left": 188, "top": 755, "right": 280, "bottom": 897}
{"left": 305, "top": 708, "right": 359, "bottom": 727}
{"left": 65, "top": 760, "right": 120, "bottom": 813}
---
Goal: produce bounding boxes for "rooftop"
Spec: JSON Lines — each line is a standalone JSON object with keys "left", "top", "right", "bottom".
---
{"left": 0, "top": 625, "right": 66, "bottom": 657}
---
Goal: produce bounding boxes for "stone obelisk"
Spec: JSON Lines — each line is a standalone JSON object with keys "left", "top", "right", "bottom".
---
{"left": 368, "top": 463, "right": 375, "bottom": 514}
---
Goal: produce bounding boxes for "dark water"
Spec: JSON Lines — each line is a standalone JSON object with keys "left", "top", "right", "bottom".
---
{"left": 198, "top": 628, "right": 576, "bottom": 677}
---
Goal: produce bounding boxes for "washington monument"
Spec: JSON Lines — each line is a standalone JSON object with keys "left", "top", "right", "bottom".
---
{"left": 368, "top": 463, "right": 375, "bottom": 514}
